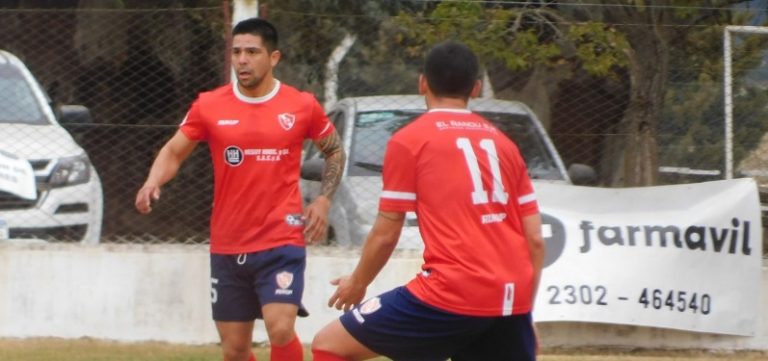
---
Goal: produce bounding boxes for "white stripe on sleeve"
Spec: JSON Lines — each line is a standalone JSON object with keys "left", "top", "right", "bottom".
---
{"left": 179, "top": 112, "right": 189, "bottom": 126}
{"left": 518, "top": 193, "right": 536, "bottom": 205}
{"left": 381, "top": 190, "right": 416, "bottom": 201}
{"left": 318, "top": 122, "right": 331, "bottom": 136}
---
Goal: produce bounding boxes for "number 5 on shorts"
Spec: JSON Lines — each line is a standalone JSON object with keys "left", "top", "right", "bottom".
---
{"left": 211, "top": 277, "right": 219, "bottom": 303}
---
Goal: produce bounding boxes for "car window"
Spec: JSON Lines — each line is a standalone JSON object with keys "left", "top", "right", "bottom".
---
{"left": 478, "top": 111, "right": 565, "bottom": 181}
{"left": 349, "top": 109, "right": 565, "bottom": 181}
{"left": 349, "top": 110, "right": 421, "bottom": 176}
{"left": 0, "top": 67, "right": 47, "bottom": 125}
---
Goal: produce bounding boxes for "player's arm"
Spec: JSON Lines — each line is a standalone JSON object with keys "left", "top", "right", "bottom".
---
{"left": 523, "top": 212, "right": 545, "bottom": 354}
{"left": 303, "top": 129, "right": 346, "bottom": 243}
{"left": 315, "top": 129, "right": 345, "bottom": 200}
{"left": 135, "top": 130, "right": 199, "bottom": 214}
{"left": 328, "top": 210, "right": 405, "bottom": 311}
{"left": 523, "top": 212, "right": 545, "bottom": 305}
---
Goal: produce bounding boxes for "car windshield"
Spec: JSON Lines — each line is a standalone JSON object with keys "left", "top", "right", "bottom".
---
{"left": 349, "top": 110, "right": 565, "bottom": 180}
{"left": 0, "top": 66, "right": 47, "bottom": 125}
{"left": 349, "top": 110, "right": 421, "bottom": 176}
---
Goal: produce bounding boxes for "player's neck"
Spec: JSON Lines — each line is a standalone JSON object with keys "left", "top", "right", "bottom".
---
{"left": 425, "top": 95, "right": 469, "bottom": 110}
{"left": 237, "top": 76, "right": 276, "bottom": 98}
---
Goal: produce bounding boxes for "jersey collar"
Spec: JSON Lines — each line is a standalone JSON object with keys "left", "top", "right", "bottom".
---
{"left": 233, "top": 79, "right": 281, "bottom": 104}
{"left": 427, "top": 108, "right": 472, "bottom": 114}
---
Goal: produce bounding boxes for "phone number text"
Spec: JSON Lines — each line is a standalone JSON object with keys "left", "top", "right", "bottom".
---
{"left": 544, "top": 285, "right": 712, "bottom": 315}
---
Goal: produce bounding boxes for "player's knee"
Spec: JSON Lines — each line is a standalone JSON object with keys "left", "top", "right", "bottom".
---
{"left": 222, "top": 345, "right": 252, "bottom": 361}
{"left": 265, "top": 322, "right": 295, "bottom": 346}
{"left": 311, "top": 327, "right": 329, "bottom": 350}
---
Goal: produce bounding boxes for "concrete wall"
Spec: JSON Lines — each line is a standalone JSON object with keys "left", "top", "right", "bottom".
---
{"left": 0, "top": 243, "right": 766, "bottom": 350}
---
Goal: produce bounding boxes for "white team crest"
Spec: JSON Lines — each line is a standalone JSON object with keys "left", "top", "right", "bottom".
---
{"left": 276, "top": 271, "right": 294, "bottom": 289}
{"left": 278, "top": 113, "right": 296, "bottom": 130}
{"left": 359, "top": 297, "right": 382, "bottom": 315}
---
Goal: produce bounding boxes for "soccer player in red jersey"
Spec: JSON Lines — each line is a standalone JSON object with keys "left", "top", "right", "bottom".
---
{"left": 311, "top": 41, "right": 545, "bottom": 361}
{"left": 134, "top": 18, "right": 345, "bottom": 361}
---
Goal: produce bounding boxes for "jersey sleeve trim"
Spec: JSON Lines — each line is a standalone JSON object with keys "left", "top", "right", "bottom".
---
{"left": 518, "top": 193, "right": 536, "bottom": 205}
{"left": 179, "top": 111, "right": 190, "bottom": 126}
{"left": 317, "top": 122, "right": 332, "bottom": 137}
{"left": 381, "top": 190, "right": 417, "bottom": 201}
{"left": 379, "top": 199, "right": 415, "bottom": 212}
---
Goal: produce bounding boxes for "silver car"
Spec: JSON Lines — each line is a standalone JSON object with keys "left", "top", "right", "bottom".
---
{"left": 301, "top": 95, "right": 592, "bottom": 248}
{"left": 0, "top": 49, "right": 103, "bottom": 244}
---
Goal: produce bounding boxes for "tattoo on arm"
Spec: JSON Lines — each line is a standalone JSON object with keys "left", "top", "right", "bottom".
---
{"left": 316, "top": 130, "right": 346, "bottom": 200}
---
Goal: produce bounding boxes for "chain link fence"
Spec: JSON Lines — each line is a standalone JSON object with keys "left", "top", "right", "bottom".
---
{"left": 0, "top": 5, "right": 224, "bottom": 244}
{"left": 0, "top": 2, "right": 766, "bottom": 254}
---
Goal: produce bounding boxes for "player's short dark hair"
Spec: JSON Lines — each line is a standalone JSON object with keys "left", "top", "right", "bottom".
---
{"left": 232, "top": 17, "right": 278, "bottom": 52}
{"left": 424, "top": 41, "right": 479, "bottom": 98}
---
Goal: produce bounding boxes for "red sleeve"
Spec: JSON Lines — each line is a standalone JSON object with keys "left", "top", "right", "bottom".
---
{"left": 179, "top": 97, "right": 207, "bottom": 141}
{"left": 378, "top": 138, "right": 417, "bottom": 212}
{"left": 514, "top": 151, "right": 539, "bottom": 216}
{"left": 307, "top": 95, "right": 334, "bottom": 140}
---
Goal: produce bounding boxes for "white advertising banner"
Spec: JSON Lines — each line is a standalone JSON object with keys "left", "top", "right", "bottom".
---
{"left": 0, "top": 150, "right": 35, "bottom": 200}
{"left": 532, "top": 178, "right": 763, "bottom": 336}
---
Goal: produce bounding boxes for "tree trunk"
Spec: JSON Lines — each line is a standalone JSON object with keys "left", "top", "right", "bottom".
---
{"left": 606, "top": 26, "right": 668, "bottom": 187}
{"left": 491, "top": 65, "right": 561, "bottom": 130}
{"left": 324, "top": 33, "right": 356, "bottom": 109}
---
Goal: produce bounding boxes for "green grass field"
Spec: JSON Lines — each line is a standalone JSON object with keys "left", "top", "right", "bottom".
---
{"left": 0, "top": 338, "right": 766, "bottom": 361}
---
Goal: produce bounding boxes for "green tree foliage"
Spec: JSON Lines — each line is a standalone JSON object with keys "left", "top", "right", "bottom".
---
{"left": 393, "top": 1, "right": 628, "bottom": 77}
{"left": 390, "top": 0, "right": 764, "bottom": 186}
{"left": 265, "top": 1, "right": 768, "bottom": 186}
{"left": 660, "top": 8, "right": 768, "bottom": 182}
{"left": 265, "top": 0, "right": 424, "bottom": 96}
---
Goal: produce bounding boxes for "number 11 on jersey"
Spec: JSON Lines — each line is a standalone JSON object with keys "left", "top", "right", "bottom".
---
{"left": 456, "top": 137, "right": 509, "bottom": 205}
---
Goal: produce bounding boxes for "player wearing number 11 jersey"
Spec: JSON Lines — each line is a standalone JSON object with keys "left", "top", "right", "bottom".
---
{"left": 381, "top": 108, "right": 539, "bottom": 316}
{"left": 312, "top": 41, "right": 545, "bottom": 361}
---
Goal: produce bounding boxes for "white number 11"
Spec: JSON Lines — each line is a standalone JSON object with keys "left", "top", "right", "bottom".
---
{"left": 456, "top": 137, "right": 509, "bottom": 205}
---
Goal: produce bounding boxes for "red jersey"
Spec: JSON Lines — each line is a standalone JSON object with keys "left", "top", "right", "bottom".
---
{"left": 180, "top": 81, "right": 334, "bottom": 254}
{"left": 379, "top": 109, "right": 539, "bottom": 316}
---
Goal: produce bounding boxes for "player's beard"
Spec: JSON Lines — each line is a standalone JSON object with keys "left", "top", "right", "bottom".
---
{"left": 235, "top": 65, "right": 268, "bottom": 90}
{"left": 238, "top": 74, "right": 263, "bottom": 90}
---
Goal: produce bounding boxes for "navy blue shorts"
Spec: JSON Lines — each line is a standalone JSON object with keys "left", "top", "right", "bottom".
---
{"left": 210, "top": 245, "right": 309, "bottom": 321}
{"left": 340, "top": 287, "right": 535, "bottom": 361}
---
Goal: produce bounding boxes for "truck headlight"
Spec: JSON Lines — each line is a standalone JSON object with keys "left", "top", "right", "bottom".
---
{"left": 48, "top": 154, "right": 91, "bottom": 187}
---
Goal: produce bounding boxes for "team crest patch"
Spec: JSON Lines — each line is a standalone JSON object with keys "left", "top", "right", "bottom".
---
{"left": 276, "top": 271, "right": 294, "bottom": 289}
{"left": 359, "top": 296, "right": 382, "bottom": 315}
{"left": 278, "top": 113, "right": 296, "bottom": 130}
{"left": 224, "top": 146, "right": 243, "bottom": 166}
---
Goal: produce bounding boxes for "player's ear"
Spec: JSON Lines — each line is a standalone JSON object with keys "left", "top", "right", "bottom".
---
{"left": 470, "top": 79, "right": 481, "bottom": 98}
{"left": 270, "top": 49, "right": 281, "bottom": 67}
{"left": 418, "top": 74, "right": 428, "bottom": 95}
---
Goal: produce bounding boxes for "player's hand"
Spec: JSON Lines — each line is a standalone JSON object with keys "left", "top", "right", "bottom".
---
{"left": 328, "top": 275, "right": 366, "bottom": 312}
{"left": 303, "top": 195, "right": 331, "bottom": 244}
{"left": 135, "top": 184, "right": 161, "bottom": 214}
{"left": 532, "top": 321, "right": 540, "bottom": 355}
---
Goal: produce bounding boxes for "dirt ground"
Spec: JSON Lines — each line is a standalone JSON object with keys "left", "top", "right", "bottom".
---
{"left": 0, "top": 338, "right": 766, "bottom": 361}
